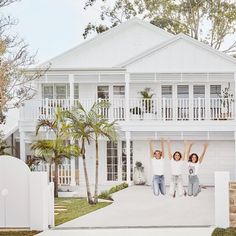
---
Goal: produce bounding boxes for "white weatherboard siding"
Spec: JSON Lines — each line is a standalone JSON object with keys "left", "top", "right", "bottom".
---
{"left": 126, "top": 37, "right": 236, "bottom": 73}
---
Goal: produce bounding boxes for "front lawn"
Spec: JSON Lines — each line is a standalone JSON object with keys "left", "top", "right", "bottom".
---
{"left": 55, "top": 198, "right": 111, "bottom": 226}
{"left": 0, "top": 231, "right": 39, "bottom": 236}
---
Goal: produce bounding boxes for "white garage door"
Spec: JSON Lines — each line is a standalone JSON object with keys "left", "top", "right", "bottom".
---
{"left": 134, "top": 140, "right": 235, "bottom": 186}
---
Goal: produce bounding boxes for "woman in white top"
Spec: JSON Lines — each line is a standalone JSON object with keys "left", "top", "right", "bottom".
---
{"left": 167, "top": 140, "right": 187, "bottom": 198}
{"left": 187, "top": 143, "right": 208, "bottom": 197}
{"left": 150, "top": 139, "right": 166, "bottom": 196}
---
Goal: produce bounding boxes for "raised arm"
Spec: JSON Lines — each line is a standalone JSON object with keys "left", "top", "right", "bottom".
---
{"left": 187, "top": 143, "right": 193, "bottom": 162}
{"left": 161, "top": 138, "right": 165, "bottom": 159}
{"left": 149, "top": 140, "right": 154, "bottom": 159}
{"left": 166, "top": 140, "right": 172, "bottom": 160}
{"left": 182, "top": 141, "right": 187, "bottom": 160}
{"left": 199, "top": 143, "right": 208, "bottom": 164}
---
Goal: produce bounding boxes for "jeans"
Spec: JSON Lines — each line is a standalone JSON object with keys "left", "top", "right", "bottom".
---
{"left": 152, "top": 175, "right": 166, "bottom": 196}
{"left": 169, "top": 175, "right": 185, "bottom": 196}
{"left": 188, "top": 175, "right": 201, "bottom": 196}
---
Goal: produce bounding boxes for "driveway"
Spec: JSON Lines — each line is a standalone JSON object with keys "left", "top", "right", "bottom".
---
{"left": 57, "top": 185, "right": 214, "bottom": 228}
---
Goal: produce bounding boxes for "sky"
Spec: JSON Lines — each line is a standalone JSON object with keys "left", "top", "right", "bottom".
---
{"left": 3, "top": 0, "right": 103, "bottom": 63}
{"left": 3, "top": 0, "right": 236, "bottom": 65}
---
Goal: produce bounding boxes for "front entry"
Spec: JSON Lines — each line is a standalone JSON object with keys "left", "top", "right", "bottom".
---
{"left": 106, "top": 141, "right": 133, "bottom": 182}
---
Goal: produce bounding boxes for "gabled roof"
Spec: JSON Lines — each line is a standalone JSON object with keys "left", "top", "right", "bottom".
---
{"left": 117, "top": 33, "right": 236, "bottom": 68}
{"left": 39, "top": 17, "right": 173, "bottom": 67}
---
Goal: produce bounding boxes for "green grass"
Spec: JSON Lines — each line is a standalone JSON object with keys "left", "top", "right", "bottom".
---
{"left": 0, "top": 231, "right": 40, "bottom": 236}
{"left": 55, "top": 198, "right": 111, "bottom": 226}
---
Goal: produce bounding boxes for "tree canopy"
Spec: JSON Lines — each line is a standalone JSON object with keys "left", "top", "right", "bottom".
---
{"left": 83, "top": 0, "right": 236, "bottom": 55}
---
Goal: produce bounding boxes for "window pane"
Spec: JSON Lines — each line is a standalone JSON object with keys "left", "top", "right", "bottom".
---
{"left": 177, "top": 85, "right": 189, "bottom": 98}
{"left": 113, "top": 86, "right": 125, "bottom": 96}
{"left": 194, "top": 85, "right": 205, "bottom": 98}
{"left": 98, "top": 86, "right": 109, "bottom": 99}
{"left": 162, "top": 85, "right": 172, "bottom": 98}
{"left": 43, "top": 85, "right": 53, "bottom": 99}
{"left": 56, "top": 85, "right": 67, "bottom": 99}
{"left": 106, "top": 141, "right": 118, "bottom": 181}
{"left": 74, "top": 84, "right": 79, "bottom": 99}
{"left": 210, "top": 85, "right": 221, "bottom": 98}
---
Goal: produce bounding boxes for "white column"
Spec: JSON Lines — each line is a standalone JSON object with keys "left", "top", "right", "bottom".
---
{"left": 20, "top": 131, "right": 26, "bottom": 162}
{"left": 126, "top": 131, "right": 131, "bottom": 184}
{"left": 234, "top": 131, "right": 236, "bottom": 179}
{"left": 69, "top": 74, "right": 74, "bottom": 106}
{"left": 215, "top": 171, "right": 230, "bottom": 228}
{"left": 125, "top": 73, "right": 130, "bottom": 122}
{"left": 156, "top": 83, "right": 161, "bottom": 120}
{"left": 234, "top": 73, "right": 236, "bottom": 121}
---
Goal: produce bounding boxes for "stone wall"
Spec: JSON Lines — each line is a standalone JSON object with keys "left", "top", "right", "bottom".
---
{"left": 229, "top": 182, "right": 236, "bottom": 227}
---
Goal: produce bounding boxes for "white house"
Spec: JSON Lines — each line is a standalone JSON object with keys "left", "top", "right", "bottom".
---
{"left": 6, "top": 18, "right": 236, "bottom": 192}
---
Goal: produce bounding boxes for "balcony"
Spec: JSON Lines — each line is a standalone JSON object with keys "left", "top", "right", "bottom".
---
{"left": 20, "top": 98, "right": 234, "bottom": 122}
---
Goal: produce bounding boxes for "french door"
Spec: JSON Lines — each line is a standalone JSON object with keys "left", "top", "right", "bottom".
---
{"left": 106, "top": 141, "right": 133, "bottom": 182}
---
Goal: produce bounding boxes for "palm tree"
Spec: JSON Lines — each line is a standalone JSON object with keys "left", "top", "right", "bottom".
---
{"left": 88, "top": 104, "right": 118, "bottom": 204}
{"left": 31, "top": 108, "right": 80, "bottom": 197}
{"left": 63, "top": 104, "right": 94, "bottom": 204}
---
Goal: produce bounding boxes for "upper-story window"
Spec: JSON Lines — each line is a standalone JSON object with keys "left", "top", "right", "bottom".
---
{"left": 162, "top": 85, "right": 172, "bottom": 98}
{"left": 113, "top": 86, "right": 125, "bottom": 98}
{"left": 43, "top": 84, "right": 69, "bottom": 99}
{"left": 193, "top": 85, "right": 205, "bottom": 98}
{"left": 97, "top": 86, "right": 109, "bottom": 99}
{"left": 74, "top": 84, "right": 79, "bottom": 99}
{"left": 210, "top": 85, "right": 221, "bottom": 98}
{"left": 177, "top": 85, "right": 189, "bottom": 98}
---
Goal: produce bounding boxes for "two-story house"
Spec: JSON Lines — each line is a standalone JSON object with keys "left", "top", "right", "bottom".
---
{"left": 16, "top": 18, "right": 236, "bottom": 193}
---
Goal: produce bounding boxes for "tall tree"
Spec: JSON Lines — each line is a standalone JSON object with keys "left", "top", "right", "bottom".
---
{"left": 31, "top": 108, "right": 80, "bottom": 197}
{"left": 88, "top": 102, "right": 117, "bottom": 204}
{"left": 64, "top": 104, "right": 94, "bottom": 204}
{"left": 83, "top": 0, "right": 236, "bottom": 54}
{"left": 0, "top": 0, "right": 47, "bottom": 124}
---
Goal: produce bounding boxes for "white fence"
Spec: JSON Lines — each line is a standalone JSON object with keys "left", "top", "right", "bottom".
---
{"left": 21, "top": 97, "right": 234, "bottom": 121}
{"left": 34, "top": 163, "right": 72, "bottom": 186}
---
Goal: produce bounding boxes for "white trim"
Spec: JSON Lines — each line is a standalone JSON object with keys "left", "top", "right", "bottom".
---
{"left": 117, "top": 34, "right": 236, "bottom": 68}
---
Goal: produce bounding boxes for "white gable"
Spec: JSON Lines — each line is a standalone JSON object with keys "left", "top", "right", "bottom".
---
{"left": 42, "top": 18, "right": 172, "bottom": 69}
{"left": 124, "top": 36, "right": 236, "bottom": 73}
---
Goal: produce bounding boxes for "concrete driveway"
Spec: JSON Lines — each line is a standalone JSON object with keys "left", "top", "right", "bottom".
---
{"left": 57, "top": 185, "right": 214, "bottom": 228}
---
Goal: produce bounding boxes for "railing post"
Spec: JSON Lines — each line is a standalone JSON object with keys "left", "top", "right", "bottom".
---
{"left": 125, "top": 73, "right": 130, "bottom": 122}
{"left": 198, "top": 97, "right": 201, "bottom": 121}
{"left": 205, "top": 84, "right": 211, "bottom": 120}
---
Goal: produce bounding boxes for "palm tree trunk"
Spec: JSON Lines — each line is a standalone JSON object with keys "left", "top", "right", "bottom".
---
{"left": 94, "top": 138, "right": 99, "bottom": 204}
{"left": 82, "top": 140, "right": 93, "bottom": 204}
{"left": 54, "top": 159, "right": 59, "bottom": 198}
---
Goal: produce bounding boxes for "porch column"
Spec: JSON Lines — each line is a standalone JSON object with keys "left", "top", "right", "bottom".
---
{"left": 125, "top": 73, "right": 130, "bottom": 121}
{"left": 189, "top": 84, "right": 194, "bottom": 120}
{"left": 234, "top": 132, "right": 236, "bottom": 179}
{"left": 234, "top": 73, "right": 236, "bottom": 121}
{"left": 69, "top": 74, "right": 74, "bottom": 106}
{"left": 126, "top": 131, "right": 131, "bottom": 184}
{"left": 172, "top": 84, "right": 177, "bottom": 121}
{"left": 20, "top": 131, "right": 26, "bottom": 162}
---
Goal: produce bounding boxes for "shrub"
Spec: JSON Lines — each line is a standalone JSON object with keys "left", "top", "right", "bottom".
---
{"left": 98, "top": 191, "right": 113, "bottom": 201}
{"left": 212, "top": 228, "right": 226, "bottom": 236}
{"left": 98, "top": 182, "right": 129, "bottom": 200}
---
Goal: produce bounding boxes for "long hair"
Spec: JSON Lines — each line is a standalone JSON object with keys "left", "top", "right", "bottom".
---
{"left": 173, "top": 151, "right": 182, "bottom": 161}
{"left": 188, "top": 153, "right": 199, "bottom": 163}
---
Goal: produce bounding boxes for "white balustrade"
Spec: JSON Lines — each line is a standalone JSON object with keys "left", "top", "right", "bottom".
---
{"left": 34, "top": 163, "right": 72, "bottom": 186}
{"left": 20, "top": 97, "right": 234, "bottom": 122}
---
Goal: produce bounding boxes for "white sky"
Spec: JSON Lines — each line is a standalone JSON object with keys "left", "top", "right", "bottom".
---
{"left": 3, "top": 0, "right": 103, "bottom": 63}
{"left": 3, "top": 0, "right": 236, "bottom": 64}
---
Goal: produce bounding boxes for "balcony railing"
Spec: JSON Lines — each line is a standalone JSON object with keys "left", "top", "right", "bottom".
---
{"left": 21, "top": 98, "right": 234, "bottom": 122}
